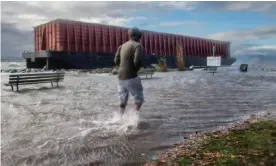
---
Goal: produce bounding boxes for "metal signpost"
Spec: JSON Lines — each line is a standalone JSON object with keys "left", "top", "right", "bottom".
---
{"left": 207, "top": 46, "right": 221, "bottom": 75}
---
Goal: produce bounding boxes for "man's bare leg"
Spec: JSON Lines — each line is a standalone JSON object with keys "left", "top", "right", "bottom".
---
{"left": 134, "top": 103, "right": 142, "bottom": 111}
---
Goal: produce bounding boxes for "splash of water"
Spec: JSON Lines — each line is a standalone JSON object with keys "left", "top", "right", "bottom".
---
{"left": 109, "top": 109, "right": 141, "bottom": 133}
{"left": 122, "top": 109, "right": 140, "bottom": 128}
{"left": 82, "top": 108, "right": 141, "bottom": 135}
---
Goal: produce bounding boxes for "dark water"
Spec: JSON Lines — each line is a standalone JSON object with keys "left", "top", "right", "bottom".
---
{"left": 1, "top": 67, "right": 276, "bottom": 166}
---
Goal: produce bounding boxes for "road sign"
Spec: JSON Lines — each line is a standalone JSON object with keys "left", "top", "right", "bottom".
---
{"left": 207, "top": 56, "right": 221, "bottom": 67}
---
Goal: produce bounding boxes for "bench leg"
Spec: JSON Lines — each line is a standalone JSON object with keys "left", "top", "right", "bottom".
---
{"left": 11, "top": 85, "right": 14, "bottom": 91}
{"left": 16, "top": 84, "right": 19, "bottom": 91}
{"left": 51, "top": 82, "right": 53, "bottom": 87}
{"left": 57, "top": 82, "right": 59, "bottom": 87}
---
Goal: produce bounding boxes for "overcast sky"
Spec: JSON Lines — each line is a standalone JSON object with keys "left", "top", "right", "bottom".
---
{"left": 1, "top": 1, "right": 276, "bottom": 59}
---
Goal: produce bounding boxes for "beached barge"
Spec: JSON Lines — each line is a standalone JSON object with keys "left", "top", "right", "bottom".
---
{"left": 22, "top": 19, "right": 235, "bottom": 69}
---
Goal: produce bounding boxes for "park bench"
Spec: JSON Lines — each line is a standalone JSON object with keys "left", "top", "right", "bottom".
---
{"left": 138, "top": 68, "right": 155, "bottom": 78}
{"left": 4, "top": 71, "right": 65, "bottom": 91}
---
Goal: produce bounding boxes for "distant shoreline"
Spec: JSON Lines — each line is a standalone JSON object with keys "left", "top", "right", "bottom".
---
{"left": 1, "top": 59, "right": 25, "bottom": 62}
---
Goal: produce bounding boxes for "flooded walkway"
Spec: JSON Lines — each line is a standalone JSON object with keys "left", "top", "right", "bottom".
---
{"left": 1, "top": 68, "right": 276, "bottom": 166}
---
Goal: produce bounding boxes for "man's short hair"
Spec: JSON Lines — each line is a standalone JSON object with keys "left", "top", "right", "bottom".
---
{"left": 128, "top": 27, "right": 142, "bottom": 40}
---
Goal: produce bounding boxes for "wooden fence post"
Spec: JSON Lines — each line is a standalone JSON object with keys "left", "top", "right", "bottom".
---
{"left": 176, "top": 43, "right": 185, "bottom": 71}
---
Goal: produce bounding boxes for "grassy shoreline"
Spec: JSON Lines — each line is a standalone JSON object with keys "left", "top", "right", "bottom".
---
{"left": 144, "top": 112, "right": 276, "bottom": 166}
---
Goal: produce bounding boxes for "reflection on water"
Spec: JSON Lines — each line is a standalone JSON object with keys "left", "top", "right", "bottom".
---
{"left": 1, "top": 67, "right": 276, "bottom": 166}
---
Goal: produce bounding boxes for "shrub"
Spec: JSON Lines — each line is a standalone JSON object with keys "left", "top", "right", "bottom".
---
{"left": 155, "top": 56, "right": 168, "bottom": 72}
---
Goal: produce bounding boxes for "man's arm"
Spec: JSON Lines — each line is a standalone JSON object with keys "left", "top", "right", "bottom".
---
{"left": 114, "top": 46, "right": 122, "bottom": 66}
{"left": 134, "top": 44, "right": 143, "bottom": 71}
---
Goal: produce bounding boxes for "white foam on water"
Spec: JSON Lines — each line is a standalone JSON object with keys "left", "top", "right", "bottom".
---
{"left": 109, "top": 111, "right": 123, "bottom": 124}
{"left": 8, "top": 62, "right": 21, "bottom": 67}
{"left": 37, "top": 140, "right": 53, "bottom": 149}
{"left": 116, "top": 109, "right": 141, "bottom": 133}
{"left": 122, "top": 109, "right": 140, "bottom": 127}
{"left": 80, "top": 128, "right": 94, "bottom": 137}
{"left": 87, "top": 109, "right": 141, "bottom": 133}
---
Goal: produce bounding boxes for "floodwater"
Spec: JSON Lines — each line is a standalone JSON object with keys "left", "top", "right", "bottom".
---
{"left": 1, "top": 65, "right": 276, "bottom": 166}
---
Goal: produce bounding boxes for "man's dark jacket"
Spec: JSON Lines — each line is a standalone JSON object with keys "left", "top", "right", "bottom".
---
{"left": 114, "top": 39, "right": 144, "bottom": 80}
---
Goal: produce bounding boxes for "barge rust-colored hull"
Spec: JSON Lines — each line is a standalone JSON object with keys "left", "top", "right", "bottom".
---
{"left": 34, "top": 19, "right": 230, "bottom": 57}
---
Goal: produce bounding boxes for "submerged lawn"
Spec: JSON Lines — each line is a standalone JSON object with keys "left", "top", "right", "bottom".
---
{"left": 145, "top": 120, "right": 276, "bottom": 166}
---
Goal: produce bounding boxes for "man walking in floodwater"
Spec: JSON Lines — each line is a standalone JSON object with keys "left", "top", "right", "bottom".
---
{"left": 114, "top": 27, "right": 144, "bottom": 115}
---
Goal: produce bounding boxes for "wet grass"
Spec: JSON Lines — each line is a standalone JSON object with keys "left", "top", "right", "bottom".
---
{"left": 199, "top": 120, "right": 276, "bottom": 166}
{"left": 145, "top": 120, "right": 276, "bottom": 166}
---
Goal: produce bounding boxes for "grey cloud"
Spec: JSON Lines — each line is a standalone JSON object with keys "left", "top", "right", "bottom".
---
{"left": 152, "top": 1, "right": 196, "bottom": 11}
{"left": 232, "top": 44, "right": 276, "bottom": 71}
{"left": 1, "top": 1, "right": 275, "bottom": 59}
{"left": 1, "top": 1, "right": 195, "bottom": 28}
{"left": 2, "top": 2, "right": 274, "bottom": 30}
{"left": 100, "top": 20, "right": 109, "bottom": 25}
{"left": 0, "top": 1, "right": 149, "bottom": 59}
{"left": 206, "top": 25, "right": 276, "bottom": 57}
{"left": 1, "top": 1, "right": 196, "bottom": 59}
{"left": 159, "top": 21, "right": 200, "bottom": 27}
{"left": 233, "top": 47, "right": 276, "bottom": 69}
{"left": 1, "top": 2, "right": 144, "bottom": 30}
{"left": 234, "top": 45, "right": 276, "bottom": 56}
{"left": 1, "top": 23, "right": 33, "bottom": 59}
{"left": 142, "top": 20, "right": 200, "bottom": 29}
{"left": 207, "top": 25, "right": 276, "bottom": 42}
{"left": 197, "top": 2, "right": 276, "bottom": 14}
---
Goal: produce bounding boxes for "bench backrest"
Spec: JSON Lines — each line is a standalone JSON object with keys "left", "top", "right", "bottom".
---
{"left": 138, "top": 69, "right": 155, "bottom": 74}
{"left": 8, "top": 72, "right": 65, "bottom": 85}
